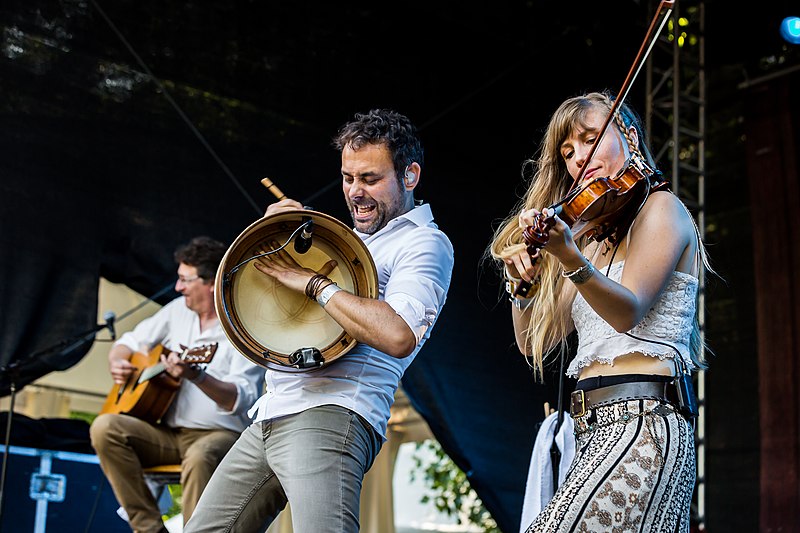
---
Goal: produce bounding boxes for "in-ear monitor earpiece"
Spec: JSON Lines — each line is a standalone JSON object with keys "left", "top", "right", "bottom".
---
{"left": 404, "top": 166, "right": 416, "bottom": 185}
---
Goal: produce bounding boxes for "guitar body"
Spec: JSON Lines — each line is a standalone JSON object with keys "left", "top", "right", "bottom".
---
{"left": 99, "top": 343, "right": 217, "bottom": 424}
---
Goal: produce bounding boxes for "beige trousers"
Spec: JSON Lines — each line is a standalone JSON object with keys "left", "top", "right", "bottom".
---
{"left": 90, "top": 413, "right": 240, "bottom": 533}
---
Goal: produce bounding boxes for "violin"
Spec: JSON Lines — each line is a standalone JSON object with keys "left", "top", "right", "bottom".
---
{"left": 513, "top": 154, "right": 668, "bottom": 298}
{"left": 522, "top": 152, "right": 666, "bottom": 255}
{"left": 514, "top": 0, "right": 674, "bottom": 298}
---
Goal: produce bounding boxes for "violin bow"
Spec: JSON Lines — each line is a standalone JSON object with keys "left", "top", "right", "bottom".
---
{"left": 564, "top": 0, "right": 675, "bottom": 198}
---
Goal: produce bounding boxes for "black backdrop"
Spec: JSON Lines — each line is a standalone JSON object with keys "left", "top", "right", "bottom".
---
{"left": 1, "top": 1, "right": 798, "bottom": 531}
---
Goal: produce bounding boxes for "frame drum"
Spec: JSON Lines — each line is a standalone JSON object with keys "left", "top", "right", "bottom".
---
{"left": 215, "top": 209, "right": 378, "bottom": 372}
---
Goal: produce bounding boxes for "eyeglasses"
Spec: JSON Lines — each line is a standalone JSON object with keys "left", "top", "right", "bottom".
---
{"left": 177, "top": 275, "right": 201, "bottom": 285}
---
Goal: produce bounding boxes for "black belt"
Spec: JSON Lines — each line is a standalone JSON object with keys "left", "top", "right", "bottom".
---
{"left": 569, "top": 380, "right": 677, "bottom": 418}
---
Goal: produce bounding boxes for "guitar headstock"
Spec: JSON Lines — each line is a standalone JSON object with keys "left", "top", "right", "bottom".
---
{"left": 179, "top": 343, "right": 218, "bottom": 364}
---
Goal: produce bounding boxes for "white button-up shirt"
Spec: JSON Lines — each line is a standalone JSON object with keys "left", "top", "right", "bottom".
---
{"left": 115, "top": 296, "right": 265, "bottom": 432}
{"left": 248, "top": 204, "right": 454, "bottom": 439}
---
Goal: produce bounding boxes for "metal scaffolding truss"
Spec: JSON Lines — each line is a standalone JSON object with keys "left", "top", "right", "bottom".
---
{"left": 644, "top": 0, "right": 707, "bottom": 528}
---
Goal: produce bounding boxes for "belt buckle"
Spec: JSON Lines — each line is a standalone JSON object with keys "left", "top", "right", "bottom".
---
{"left": 570, "top": 390, "right": 586, "bottom": 418}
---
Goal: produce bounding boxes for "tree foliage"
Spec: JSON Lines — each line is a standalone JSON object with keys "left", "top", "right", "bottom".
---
{"left": 410, "top": 439, "right": 499, "bottom": 532}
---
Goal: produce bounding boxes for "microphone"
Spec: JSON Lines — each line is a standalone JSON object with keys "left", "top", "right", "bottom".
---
{"left": 103, "top": 311, "right": 116, "bottom": 340}
{"left": 294, "top": 220, "right": 313, "bottom": 254}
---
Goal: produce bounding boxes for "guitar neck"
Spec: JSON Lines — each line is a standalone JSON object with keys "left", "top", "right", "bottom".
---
{"left": 101, "top": 342, "right": 216, "bottom": 423}
{"left": 136, "top": 343, "right": 217, "bottom": 385}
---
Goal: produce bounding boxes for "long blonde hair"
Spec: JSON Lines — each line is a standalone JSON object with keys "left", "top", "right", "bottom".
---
{"left": 488, "top": 91, "right": 708, "bottom": 378}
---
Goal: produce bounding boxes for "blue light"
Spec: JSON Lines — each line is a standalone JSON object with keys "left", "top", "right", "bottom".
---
{"left": 781, "top": 16, "right": 800, "bottom": 45}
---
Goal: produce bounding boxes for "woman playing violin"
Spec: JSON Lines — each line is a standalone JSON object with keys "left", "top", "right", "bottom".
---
{"left": 489, "top": 91, "right": 711, "bottom": 532}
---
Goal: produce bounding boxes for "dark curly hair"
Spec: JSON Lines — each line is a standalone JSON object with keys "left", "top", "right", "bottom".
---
{"left": 173, "top": 236, "right": 227, "bottom": 282}
{"left": 332, "top": 109, "right": 424, "bottom": 181}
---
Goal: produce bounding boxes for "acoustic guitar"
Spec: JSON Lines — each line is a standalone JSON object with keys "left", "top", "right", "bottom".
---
{"left": 99, "top": 343, "right": 218, "bottom": 423}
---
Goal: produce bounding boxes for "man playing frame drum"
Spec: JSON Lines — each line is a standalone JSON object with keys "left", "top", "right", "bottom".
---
{"left": 185, "top": 109, "right": 454, "bottom": 533}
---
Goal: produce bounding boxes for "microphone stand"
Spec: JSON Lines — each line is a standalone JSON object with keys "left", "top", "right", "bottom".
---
{"left": 0, "top": 360, "right": 21, "bottom": 533}
{"left": 0, "top": 319, "right": 113, "bottom": 529}
{"left": 0, "top": 280, "right": 174, "bottom": 529}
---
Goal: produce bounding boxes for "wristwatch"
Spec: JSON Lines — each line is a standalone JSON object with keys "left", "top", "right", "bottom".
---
{"left": 189, "top": 367, "right": 207, "bottom": 384}
{"left": 510, "top": 294, "right": 534, "bottom": 310}
{"left": 504, "top": 267, "right": 538, "bottom": 309}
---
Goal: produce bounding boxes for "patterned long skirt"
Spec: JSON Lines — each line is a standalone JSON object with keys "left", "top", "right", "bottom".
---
{"left": 525, "top": 399, "right": 695, "bottom": 533}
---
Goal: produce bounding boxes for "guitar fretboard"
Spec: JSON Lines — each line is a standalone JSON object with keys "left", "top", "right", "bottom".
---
{"left": 139, "top": 363, "right": 166, "bottom": 383}
{"left": 136, "top": 346, "right": 215, "bottom": 384}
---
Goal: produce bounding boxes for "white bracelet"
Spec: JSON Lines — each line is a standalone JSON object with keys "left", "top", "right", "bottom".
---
{"left": 317, "top": 283, "right": 343, "bottom": 307}
{"left": 504, "top": 266, "right": 522, "bottom": 283}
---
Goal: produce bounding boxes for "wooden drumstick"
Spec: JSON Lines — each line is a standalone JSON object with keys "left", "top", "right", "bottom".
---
{"left": 261, "top": 177, "right": 287, "bottom": 201}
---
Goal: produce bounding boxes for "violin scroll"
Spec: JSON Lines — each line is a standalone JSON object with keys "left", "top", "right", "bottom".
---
{"left": 512, "top": 211, "right": 556, "bottom": 298}
{"left": 522, "top": 211, "right": 557, "bottom": 256}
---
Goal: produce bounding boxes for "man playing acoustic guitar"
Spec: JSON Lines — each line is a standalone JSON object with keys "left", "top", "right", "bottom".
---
{"left": 90, "top": 236, "right": 265, "bottom": 533}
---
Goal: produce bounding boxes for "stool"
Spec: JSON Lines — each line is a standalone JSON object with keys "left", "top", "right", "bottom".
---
{"left": 143, "top": 464, "right": 182, "bottom": 484}
{"left": 143, "top": 464, "right": 181, "bottom": 513}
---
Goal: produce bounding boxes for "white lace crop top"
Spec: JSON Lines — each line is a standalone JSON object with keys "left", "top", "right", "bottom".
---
{"left": 567, "top": 260, "right": 699, "bottom": 378}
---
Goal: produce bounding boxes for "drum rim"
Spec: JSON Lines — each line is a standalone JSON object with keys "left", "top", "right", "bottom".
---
{"left": 214, "top": 209, "right": 378, "bottom": 372}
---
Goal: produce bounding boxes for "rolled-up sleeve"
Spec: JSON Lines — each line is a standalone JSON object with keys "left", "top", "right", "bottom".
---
{"left": 383, "top": 228, "right": 454, "bottom": 343}
{"left": 213, "top": 347, "right": 265, "bottom": 416}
